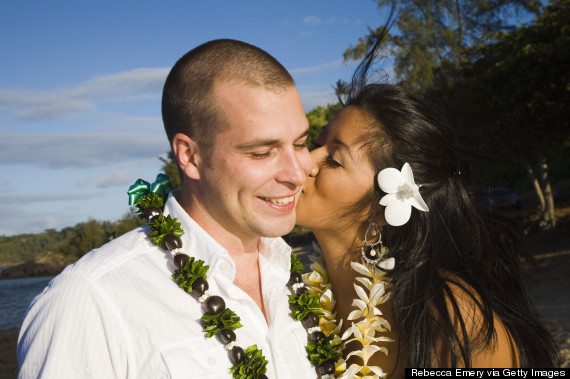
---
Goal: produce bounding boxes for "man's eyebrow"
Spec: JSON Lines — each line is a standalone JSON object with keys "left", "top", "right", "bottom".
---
{"left": 296, "top": 127, "right": 310, "bottom": 140}
{"left": 235, "top": 127, "right": 311, "bottom": 150}
{"left": 235, "top": 139, "right": 281, "bottom": 150}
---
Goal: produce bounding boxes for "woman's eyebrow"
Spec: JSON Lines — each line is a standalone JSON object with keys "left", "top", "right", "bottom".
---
{"left": 332, "top": 138, "right": 356, "bottom": 163}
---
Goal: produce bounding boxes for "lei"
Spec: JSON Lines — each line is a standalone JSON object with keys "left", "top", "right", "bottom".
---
{"left": 303, "top": 243, "right": 395, "bottom": 378}
{"left": 127, "top": 174, "right": 342, "bottom": 379}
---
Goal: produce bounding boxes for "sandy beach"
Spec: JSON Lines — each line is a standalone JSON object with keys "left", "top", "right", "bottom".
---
{"left": 1, "top": 229, "right": 568, "bottom": 378}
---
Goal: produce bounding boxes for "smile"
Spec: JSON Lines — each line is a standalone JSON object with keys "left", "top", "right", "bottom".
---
{"left": 260, "top": 196, "right": 295, "bottom": 206}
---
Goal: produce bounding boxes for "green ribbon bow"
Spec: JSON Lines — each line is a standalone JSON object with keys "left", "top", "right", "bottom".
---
{"left": 127, "top": 173, "right": 172, "bottom": 205}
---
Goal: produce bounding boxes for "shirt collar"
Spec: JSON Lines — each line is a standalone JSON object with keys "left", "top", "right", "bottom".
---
{"left": 163, "top": 191, "right": 292, "bottom": 281}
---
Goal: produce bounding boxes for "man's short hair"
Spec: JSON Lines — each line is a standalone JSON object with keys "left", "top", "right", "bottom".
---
{"left": 162, "top": 39, "right": 295, "bottom": 156}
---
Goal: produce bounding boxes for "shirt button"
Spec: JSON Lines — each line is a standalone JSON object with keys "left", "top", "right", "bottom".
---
{"left": 207, "top": 357, "right": 216, "bottom": 366}
{"left": 220, "top": 261, "right": 231, "bottom": 271}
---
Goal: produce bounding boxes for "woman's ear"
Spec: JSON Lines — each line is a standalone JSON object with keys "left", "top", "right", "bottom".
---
{"left": 172, "top": 133, "right": 202, "bottom": 180}
{"left": 369, "top": 203, "right": 388, "bottom": 228}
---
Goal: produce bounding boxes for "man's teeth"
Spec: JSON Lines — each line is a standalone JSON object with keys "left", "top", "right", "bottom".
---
{"left": 261, "top": 196, "right": 294, "bottom": 206}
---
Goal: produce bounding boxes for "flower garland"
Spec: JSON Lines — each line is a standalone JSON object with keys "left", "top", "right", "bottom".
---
{"left": 298, "top": 161, "right": 425, "bottom": 377}
{"left": 127, "top": 174, "right": 342, "bottom": 379}
{"left": 303, "top": 243, "right": 395, "bottom": 378}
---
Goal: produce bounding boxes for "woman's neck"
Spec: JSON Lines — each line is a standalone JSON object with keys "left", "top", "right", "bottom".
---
{"left": 312, "top": 228, "right": 402, "bottom": 375}
{"left": 312, "top": 229, "right": 359, "bottom": 334}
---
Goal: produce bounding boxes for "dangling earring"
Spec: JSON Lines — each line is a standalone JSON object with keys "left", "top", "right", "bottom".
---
{"left": 361, "top": 222, "right": 388, "bottom": 266}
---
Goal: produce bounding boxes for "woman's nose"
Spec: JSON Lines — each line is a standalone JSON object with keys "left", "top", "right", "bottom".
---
{"left": 308, "top": 148, "right": 322, "bottom": 177}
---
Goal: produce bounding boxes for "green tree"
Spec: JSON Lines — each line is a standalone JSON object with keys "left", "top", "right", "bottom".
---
{"left": 345, "top": 0, "right": 540, "bottom": 93}
{"left": 305, "top": 103, "right": 343, "bottom": 147}
{"left": 160, "top": 151, "right": 182, "bottom": 190}
{"left": 451, "top": 0, "right": 570, "bottom": 228}
{"left": 333, "top": 80, "right": 350, "bottom": 104}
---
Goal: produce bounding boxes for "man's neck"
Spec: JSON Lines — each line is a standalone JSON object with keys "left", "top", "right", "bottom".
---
{"left": 179, "top": 192, "right": 267, "bottom": 319}
{"left": 179, "top": 191, "right": 260, "bottom": 255}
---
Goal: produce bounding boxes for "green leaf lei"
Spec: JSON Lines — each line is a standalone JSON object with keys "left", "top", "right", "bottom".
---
{"left": 229, "top": 345, "right": 269, "bottom": 379}
{"left": 172, "top": 257, "right": 209, "bottom": 292}
{"left": 201, "top": 308, "right": 244, "bottom": 338}
{"left": 148, "top": 214, "right": 183, "bottom": 249}
{"left": 129, "top": 173, "right": 343, "bottom": 378}
{"left": 134, "top": 192, "right": 164, "bottom": 214}
{"left": 290, "top": 254, "right": 305, "bottom": 275}
{"left": 288, "top": 291, "right": 323, "bottom": 321}
{"left": 307, "top": 335, "right": 341, "bottom": 366}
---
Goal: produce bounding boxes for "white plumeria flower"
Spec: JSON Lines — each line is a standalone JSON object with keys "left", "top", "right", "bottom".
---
{"left": 378, "top": 162, "right": 429, "bottom": 226}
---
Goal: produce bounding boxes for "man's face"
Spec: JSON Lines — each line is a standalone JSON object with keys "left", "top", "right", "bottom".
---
{"left": 195, "top": 82, "right": 312, "bottom": 241}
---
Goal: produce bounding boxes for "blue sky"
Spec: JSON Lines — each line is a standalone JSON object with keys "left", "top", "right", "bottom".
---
{"left": 0, "top": 0, "right": 392, "bottom": 236}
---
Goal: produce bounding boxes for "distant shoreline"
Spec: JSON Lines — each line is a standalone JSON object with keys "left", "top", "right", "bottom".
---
{"left": 0, "top": 261, "right": 64, "bottom": 280}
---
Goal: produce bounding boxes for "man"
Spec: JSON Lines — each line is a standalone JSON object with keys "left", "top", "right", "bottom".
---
{"left": 17, "top": 39, "right": 316, "bottom": 378}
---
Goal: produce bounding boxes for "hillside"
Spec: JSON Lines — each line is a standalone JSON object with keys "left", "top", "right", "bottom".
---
{"left": 0, "top": 214, "right": 144, "bottom": 279}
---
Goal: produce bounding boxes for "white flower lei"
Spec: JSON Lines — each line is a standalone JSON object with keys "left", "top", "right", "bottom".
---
{"left": 302, "top": 243, "right": 395, "bottom": 378}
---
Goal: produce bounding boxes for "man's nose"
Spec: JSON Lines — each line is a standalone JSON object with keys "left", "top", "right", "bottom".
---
{"left": 276, "top": 147, "right": 311, "bottom": 186}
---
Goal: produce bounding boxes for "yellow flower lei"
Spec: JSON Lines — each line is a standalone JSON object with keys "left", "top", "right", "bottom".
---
{"left": 302, "top": 243, "right": 395, "bottom": 378}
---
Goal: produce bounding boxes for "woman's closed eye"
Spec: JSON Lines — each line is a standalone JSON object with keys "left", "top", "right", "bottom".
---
{"left": 324, "top": 154, "right": 342, "bottom": 168}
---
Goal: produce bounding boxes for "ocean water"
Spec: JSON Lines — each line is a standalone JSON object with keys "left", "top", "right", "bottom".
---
{"left": 0, "top": 276, "right": 54, "bottom": 330}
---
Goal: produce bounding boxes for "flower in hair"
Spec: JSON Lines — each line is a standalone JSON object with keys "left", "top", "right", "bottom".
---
{"left": 377, "top": 162, "right": 429, "bottom": 226}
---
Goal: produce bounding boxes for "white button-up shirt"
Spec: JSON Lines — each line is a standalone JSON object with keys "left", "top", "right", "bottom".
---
{"left": 18, "top": 195, "right": 317, "bottom": 378}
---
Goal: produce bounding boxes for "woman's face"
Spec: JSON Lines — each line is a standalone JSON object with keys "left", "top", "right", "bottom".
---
{"left": 296, "top": 106, "right": 376, "bottom": 233}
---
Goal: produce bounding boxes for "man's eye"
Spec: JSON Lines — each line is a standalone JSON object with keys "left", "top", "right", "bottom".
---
{"left": 294, "top": 141, "right": 308, "bottom": 150}
{"left": 250, "top": 151, "right": 271, "bottom": 159}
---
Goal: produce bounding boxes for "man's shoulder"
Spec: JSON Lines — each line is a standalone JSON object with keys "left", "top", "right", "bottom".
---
{"left": 61, "top": 225, "right": 155, "bottom": 281}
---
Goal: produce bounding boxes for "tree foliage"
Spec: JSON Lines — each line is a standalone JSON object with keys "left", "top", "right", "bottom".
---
{"left": 447, "top": 0, "right": 570, "bottom": 228}
{"left": 160, "top": 151, "right": 182, "bottom": 190}
{"left": 345, "top": 0, "right": 540, "bottom": 92}
{"left": 306, "top": 103, "right": 343, "bottom": 147}
{"left": 0, "top": 213, "right": 144, "bottom": 267}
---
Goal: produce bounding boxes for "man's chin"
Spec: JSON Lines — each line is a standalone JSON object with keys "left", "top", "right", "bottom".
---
{"left": 258, "top": 216, "right": 296, "bottom": 238}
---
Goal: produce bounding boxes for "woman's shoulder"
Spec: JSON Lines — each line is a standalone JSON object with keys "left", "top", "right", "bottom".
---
{"left": 440, "top": 274, "right": 519, "bottom": 367}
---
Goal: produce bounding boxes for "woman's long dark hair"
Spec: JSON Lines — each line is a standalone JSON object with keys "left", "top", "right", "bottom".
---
{"left": 344, "top": 34, "right": 559, "bottom": 367}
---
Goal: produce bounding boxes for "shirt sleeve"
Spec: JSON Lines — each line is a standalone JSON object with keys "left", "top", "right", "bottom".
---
{"left": 17, "top": 271, "right": 131, "bottom": 378}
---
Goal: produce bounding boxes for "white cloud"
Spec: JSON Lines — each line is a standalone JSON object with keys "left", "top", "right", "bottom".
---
{"left": 95, "top": 170, "right": 137, "bottom": 189}
{"left": 0, "top": 192, "right": 104, "bottom": 205}
{"left": 290, "top": 60, "right": 344, "bottom": 75}
{"left": 0, "top": 67, "right": 169, "bottom": 120}
{"left": 299, "top": 30, "right": 315, "bottom": 38}
{"left": 0, "top": 132, "right": 169, "bottom": 169}
{"left": 326, "top": 17, "right": 349, "bottom": 24}
{"left": 303, "top": 15, "right": 321, "bottom": 25}
{"left": 299, "top": 90, "right": 338, "bottom": 111}
{"left": 0, "top": 208, "right": 59, "bottom": 236}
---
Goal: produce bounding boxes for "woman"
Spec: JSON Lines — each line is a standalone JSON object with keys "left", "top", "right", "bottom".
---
{"left": 295, "top": 42, "right": 559, "bottom": 376}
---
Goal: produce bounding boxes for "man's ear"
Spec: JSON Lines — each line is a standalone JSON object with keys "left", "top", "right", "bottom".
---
{"left": 172, "top": 133, "right": 202, "bottom": 180}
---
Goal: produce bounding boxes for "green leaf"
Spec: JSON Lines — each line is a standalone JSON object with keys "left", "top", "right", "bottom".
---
{"left": 172, "top": 257, "right": 209, "bottom": 292}
{"left": 201, "top": 308, "right": 242, "bottom": 338}
{"left": 290, "top": 254, "right": 305, "bottom": 275}
{"left": 135, "top": 193, "right": 164, "bottom": 214}
{"left": 229, "top": 345, "right": 268, "bottom": 379}
{"left": 147, "top": 215, "right": 183, "bottom": 249}
{"left": 306, "top": 335, "right": 341, "bottom": 365}
{"left": 288, "top": 291, "right": 323, "bottom": 321}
